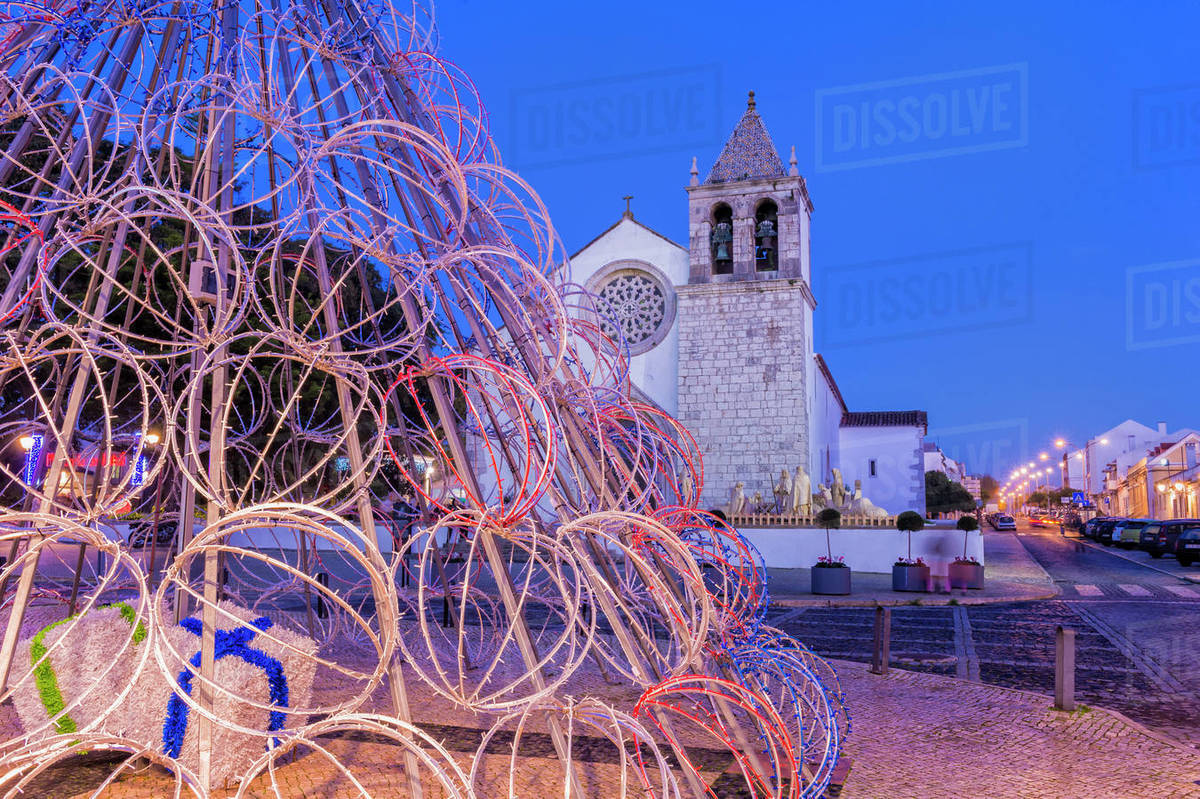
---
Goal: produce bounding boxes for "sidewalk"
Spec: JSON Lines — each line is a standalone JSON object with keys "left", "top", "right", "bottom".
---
{"left": 834, "top": 658, "right": 1200, "bottom": 798}
{"left": 769, "top": 531, "right": 1058, "bottom": 607}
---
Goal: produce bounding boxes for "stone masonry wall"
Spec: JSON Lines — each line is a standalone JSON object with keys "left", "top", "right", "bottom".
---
{"left": 677, "top": 279, "right": 811, "bottom": 511}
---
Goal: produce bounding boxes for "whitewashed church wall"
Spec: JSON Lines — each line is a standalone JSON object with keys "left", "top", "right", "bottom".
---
{"left": 567, "top": 219, "right": 688, "bottom": 415}
{"left": 838, "top": 425, "right": 927, "bottom": 516}
{"left": 810, "top": 364, "right": 842, "bottom": 487}
{"left": 740, "top": 526, "right": 982, "bottom": 573}
{"left": 676, "top": 280, "right": 811, "bottom": 510}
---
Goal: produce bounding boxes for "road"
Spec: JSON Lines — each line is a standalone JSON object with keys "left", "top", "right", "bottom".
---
{"left": 767, "top": 519, "right": 1200, "bottom": 747}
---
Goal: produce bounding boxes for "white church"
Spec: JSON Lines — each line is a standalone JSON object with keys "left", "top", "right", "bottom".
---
{"left": 568, "top": 92, "right": 928, "bottom": 517}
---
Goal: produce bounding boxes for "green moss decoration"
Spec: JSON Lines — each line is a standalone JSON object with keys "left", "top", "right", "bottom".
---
{"left": 28, "top": 601, "right": 146, "bottom": 735}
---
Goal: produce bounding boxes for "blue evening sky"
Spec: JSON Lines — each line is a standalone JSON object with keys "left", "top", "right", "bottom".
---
{"left": 435, "top": 0, "right": 1200, "bottom": 479}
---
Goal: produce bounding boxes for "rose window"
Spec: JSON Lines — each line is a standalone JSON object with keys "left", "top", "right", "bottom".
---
{"left": 596, "top": 272, "right": 667, "bottom": 348}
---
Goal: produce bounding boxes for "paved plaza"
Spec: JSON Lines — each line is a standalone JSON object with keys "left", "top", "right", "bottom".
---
{"left": 0, "top": 527, "right": 1194, "bottom": 797}
{"left": 8, "top": 649, "right": 1198, "bottom": 798}
{"left": 836, "top": 659, "right": 1200, "bottom": 798}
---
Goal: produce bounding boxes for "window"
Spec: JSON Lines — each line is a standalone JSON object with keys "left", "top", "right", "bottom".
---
{"left": 869, "top": 459, "right": 877, "bottom": 477}
{"left": 754, "top": 199, "right": 778, "bottom": 271}
{"left": 710, "top": 204, "right": 733, "bottom": 275}
{"left": 590, "top": 264, "right": 677, "bottom": 355}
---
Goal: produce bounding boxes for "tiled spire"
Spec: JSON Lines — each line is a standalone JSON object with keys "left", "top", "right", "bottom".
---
{"left": 703, "top": 91, "right": 787, "bottom": 184}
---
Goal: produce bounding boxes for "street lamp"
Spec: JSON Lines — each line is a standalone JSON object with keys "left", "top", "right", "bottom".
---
{"left": 18, "top": 435, "right": 34, "bottom": 451}
{"left": 144, "top": 432, "right": 160, "bottom": 446}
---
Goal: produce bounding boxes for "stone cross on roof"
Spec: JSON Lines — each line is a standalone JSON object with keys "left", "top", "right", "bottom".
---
{"left": 704, "top": 91, "right": 788, "bottom": 185}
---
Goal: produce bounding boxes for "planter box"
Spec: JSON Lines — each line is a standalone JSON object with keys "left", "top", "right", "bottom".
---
{"left": 892, "top": 563, "right": 930, "bottom": 592}
{"left": 811, "top": 566, "right": 852, "bottom": 595}
{"left": 948, "top": 562, "right": 985, "bottom": 590}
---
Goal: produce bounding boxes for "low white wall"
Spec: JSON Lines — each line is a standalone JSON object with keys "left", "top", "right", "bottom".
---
{"left": 740, "top": 527, "right": 984, "bottom": 574}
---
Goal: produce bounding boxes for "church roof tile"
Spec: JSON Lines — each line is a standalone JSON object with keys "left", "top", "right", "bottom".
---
{"left": 841, "top": 410, "right": 929, "bottom": 433}
{"left": 704, "top": 94, "right": 787, "bottom": 184}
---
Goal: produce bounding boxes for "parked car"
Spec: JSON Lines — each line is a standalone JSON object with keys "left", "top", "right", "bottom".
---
{"left": 1151, "top": 519, "right": 1200, "bottom": 560}
{"left": 1083, "top": 516, "right": 1115, "bottom": 540}
{"left": 990, "top": 514, "right": 1017, "bottom": 531}
{"left": 1177, "top": 528, "right": 1200, "bottom": 567}
{"left": 1138, "top": 521, "right": 1164, "bottom": 554}
{"left": 1094, "top": 518, "right": 1123, "bottom": 546}
{"left": 1114, "top": 518, "right": 1154, "bottom": 549}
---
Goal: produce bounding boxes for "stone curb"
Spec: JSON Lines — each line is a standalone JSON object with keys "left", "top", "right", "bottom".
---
{"left": 833, "top": 657, "right": 1200, "bottom": 756}
{"left": 1074, "top": 536, "right": 1200, "bottom": 585}
{"left": 770, "top": 580, "right": 1059, "bottom": 608}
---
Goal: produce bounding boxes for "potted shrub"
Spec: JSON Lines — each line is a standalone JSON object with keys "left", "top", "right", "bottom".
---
{"left": 893, "top": 510, "right": 930, "bottom": 592}
{"left": 949, "top": 516, "right": 985, "bottom": 589}
{"left": 811, "top": 508, "right": 850, "bottom": 595}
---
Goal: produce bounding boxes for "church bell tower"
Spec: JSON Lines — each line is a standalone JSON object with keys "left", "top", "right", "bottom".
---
{"left": 676, "top": 91, "right": 818, "bottom": 511}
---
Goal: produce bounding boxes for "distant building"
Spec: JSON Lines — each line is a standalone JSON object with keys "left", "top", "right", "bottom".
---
{"left": 1110, "top": 432, "right": 1200, "bottom": 519}
{"left": 1066, "top": 420, "right": 1186, "bottom": 500}
{"left": 962, "top": 475, "right": 982, "bottom": 502}
{"left": 1099, "top": 419, "right": 1200, "bottom": 513}
{"left": 923, "top": 441, "right": 966, "bottom": 483}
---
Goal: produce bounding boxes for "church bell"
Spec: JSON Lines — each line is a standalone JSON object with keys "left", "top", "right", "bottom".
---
{"left": 711, "top": 221, "right": 733, "bottom": 262}
{"left": 756, "top": 219, "right": 776, "bottom": 252}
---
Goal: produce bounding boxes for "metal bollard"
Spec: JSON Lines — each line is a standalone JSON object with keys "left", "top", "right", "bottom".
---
{"left": 870, "top": 606, "right": 891, "bottom": 675}
{"left": 1055, "top": 625, "right": 1076, "bottom": 711}
{"left": 315, "top": 572, "right": 330, "bottom": 619}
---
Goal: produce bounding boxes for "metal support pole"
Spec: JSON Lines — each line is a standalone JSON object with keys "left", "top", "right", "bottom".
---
{"left": 870, "top": 606, "right": 891, "bottom": 675}
{"left": 1055, "top": 625, "right": 1076, "bottom": 711}
{"left": 67, "top": 541, "right": 87, "bottom": 616}
{"left": 315, "top": 572, "right": 329, "bottom": 620}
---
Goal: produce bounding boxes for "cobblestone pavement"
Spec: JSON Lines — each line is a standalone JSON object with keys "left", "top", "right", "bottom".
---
{"left": 834, "top": 659, "right": 1200, "bottom": 798}
{"left": 20, "top": 648, "right": 1199, "bottom": 799}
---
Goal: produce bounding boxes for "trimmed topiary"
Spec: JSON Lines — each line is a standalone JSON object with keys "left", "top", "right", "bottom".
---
{"left": 816, "top": 508, "right": 842, "bottom": 530}
{"left": 896, "top": 510, "right": 924, "bottom": 532}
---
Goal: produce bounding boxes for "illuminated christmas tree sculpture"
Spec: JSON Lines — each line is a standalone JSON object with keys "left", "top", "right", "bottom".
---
{"left": 0, "top": 0, "right": 846, "bottom": 794}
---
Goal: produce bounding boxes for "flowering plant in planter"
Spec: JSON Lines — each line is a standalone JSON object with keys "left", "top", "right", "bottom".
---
{"left": 892, "top": 554, "right": 929, "bottom": 592}
{"left": 812, "top": 509, "right": 850, "bottom": 594}
{"left": 952, "top": 555, "right": 980, "bottom": 565}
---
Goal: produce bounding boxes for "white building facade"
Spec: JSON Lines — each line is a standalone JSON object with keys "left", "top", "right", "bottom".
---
{"left": 567, "top": 94, "right": 927, "bottom": 516}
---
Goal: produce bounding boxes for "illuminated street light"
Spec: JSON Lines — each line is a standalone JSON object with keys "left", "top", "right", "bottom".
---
{"left": 144, "top": 432, "right": 160, "bottom": 445}
{"left": 1039, "top": 452, "right": 1048, "bottom": 461}
{"left": 18, "top": 435, "right": 34, "bottom": 451}
{"left": 1054, "top": 438, "right": 1066, "bottom": 448}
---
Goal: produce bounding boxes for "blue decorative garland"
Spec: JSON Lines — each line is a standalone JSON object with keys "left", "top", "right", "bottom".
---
{"left": 161, "top": 616, "right": 290, "bottom": 759}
